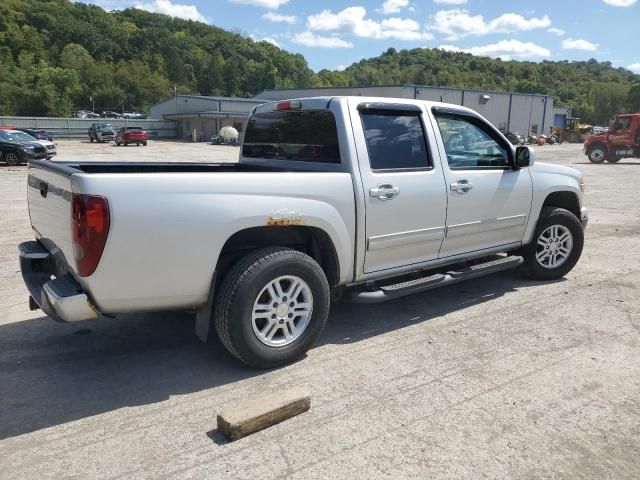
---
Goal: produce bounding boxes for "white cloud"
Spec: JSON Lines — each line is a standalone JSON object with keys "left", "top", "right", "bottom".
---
{"left": 228, "top": 0, "right": 289, "bottom": 9}
{"left": 430, "top": 9, "right": 551, "bottom": 40}
{"left": 439, "top": 40, "right": 551, "bottom": 59}
{"left": 378, "top": 0, "right": 410, "bottom": 14}
{"left": 307, "top": 6, "right": 433, "bottom": 41}
{"left": 434, "top": 0, "right": 468, "bottom": 4}
{"left": 292, "top": 31, "right": 354, "bottom": 48}
{"left": 548, "top": 27, "right": 565, "bottom": 36}
{"left": 562, "top": 38, "right": 599, "bottom": 51}
{"left": 628, "top": 63, "right": 640, "bottom": 73}
{"left": 134, "top": 0, "right": 208, "bottom": 22}
{"left": 250, "top": 34, "right": 280, "bottom": 47}
{"left": 262, "top": 12, "right": 296, "bottom": 24}
{"left": 603, "top": 0, "right": 637, "bottom": 6}
{"left": 336, "top": 64, "right": 347, "bottom": 71}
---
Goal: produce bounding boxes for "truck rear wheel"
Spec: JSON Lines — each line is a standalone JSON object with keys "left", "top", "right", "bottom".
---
{"left": 520, "top": 207, "right": 584, "bottom": 280}
{"left": 214, "top": 247, "right": 330, "bottom": 368}
{"left": 587, "top": 145, "right": 607, "bottom": 163}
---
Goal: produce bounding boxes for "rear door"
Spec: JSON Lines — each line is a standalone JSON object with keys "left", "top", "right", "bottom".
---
{"left": 431, "top": 109, "right": 533, "bottom": 258}
{"left": 349, "top": 99, "right": 448, "bottom": 273}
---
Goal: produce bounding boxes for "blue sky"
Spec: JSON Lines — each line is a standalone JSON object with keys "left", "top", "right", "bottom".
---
{"left": 87, "top": 0, "right": 639, "bottom": 73}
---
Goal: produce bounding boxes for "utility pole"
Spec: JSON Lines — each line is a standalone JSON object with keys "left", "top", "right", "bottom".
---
{"left": 90, "top": 95, "right": 95, "bottom": 113}
{"left": 174, "top": 84, "right": 178, "bottom": 113}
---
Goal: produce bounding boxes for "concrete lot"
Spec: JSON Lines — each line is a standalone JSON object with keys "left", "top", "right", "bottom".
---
{"left": 0, "top": 141, "right": 639, "bottom": 479}
{"left": 48, "top": 138, "right": 241, "bottom": 163}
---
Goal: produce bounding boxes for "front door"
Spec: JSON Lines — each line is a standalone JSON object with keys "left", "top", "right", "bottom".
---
{"left": 349, "top": 99, "right": 448, "bottom": 273}
{"left": 432, "top": 111, "right": 533, "bottom": 258}
{"left": 609, "top": 116, "right": 634, "bottom": 147}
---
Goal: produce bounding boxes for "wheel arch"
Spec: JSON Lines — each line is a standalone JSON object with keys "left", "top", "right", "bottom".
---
{"left": 542, "top": 191, "right": 581, "bottom": 219}
{"left": 523, "top": 188, "right": 582, "bottom": 244}
{"left": 215, "top": 225, "right": 341, "bottom": 288}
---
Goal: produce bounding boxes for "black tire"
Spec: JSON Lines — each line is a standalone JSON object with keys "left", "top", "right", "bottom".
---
{"left": 606, "top": 156, "right": 621, "bottom": 163}
{"left": 3, "top": 150, "right": 21, "bottom": 166}
{"left": 124, "top": 142, "right": 128, "bottom": 146}
{"left": 520, "top": 207, "right": 584, "bottom": 280}
{"left": 116, "top": 141, "right": 121, "bottom": 146}
{"left": 143, "top": 141, "right": 147, "bottom": 146}
{"left": 89, "top": 135, "right": 94, "bottom": 143}
{"left": 587, "top": 144, "right": 607, "bottom": 163}
{"left": 214, "top": 247, "right": 330, "bottom": 368}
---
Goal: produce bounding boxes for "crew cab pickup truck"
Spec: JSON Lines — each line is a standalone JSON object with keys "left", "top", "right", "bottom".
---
{"left": 584, "top": 113, "right": 640, "bottom": 163}
{"left": 88, "top": 123, "right": 116, "bottom": 143}
{"left": 20, "top": 97, "right": 588, "bottom": 368}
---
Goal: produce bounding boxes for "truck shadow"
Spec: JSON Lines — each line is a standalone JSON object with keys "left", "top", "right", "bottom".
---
{"left": 0, "top": 271, "right": 561, "bottom": 440}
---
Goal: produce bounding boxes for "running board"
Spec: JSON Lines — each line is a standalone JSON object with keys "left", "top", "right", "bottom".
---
{"left": 347, "top": 255, "right": 523, "bottom": 304}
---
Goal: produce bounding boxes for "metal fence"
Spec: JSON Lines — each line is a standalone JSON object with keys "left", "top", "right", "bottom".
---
{"left": 0, "top": 116, "right": 178, "bottom": 139}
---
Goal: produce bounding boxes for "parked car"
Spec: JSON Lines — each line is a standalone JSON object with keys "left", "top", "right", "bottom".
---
{"left": 122, "top": 112, "right": 148, "bottom": 119}
{"left": 101, "top": 111, "right": 122, "bottom": 119}
{"left": 115, "top": 126, "right": 148, "bottom": 146}
{"left": 77, "top": 111, "right": 100, "bottom": 119}
{"left": 89, "top": 123, "right": 116, "bottom": 143}
{"left": 15, "top": 128, "right": 54, "bottom": 142}
{"left": 20, "top": 96, "right": 588, "bottom": 368}
{"left": 0, "top": 130, "right": 48, "bottom": 165}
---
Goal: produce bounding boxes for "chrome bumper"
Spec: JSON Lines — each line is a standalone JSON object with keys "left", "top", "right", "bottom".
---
{"left": 19, "top": 241, "right": 99, "bottom": 323}
{"left": 580, "top": 207, "right": 589, "bottom": 229}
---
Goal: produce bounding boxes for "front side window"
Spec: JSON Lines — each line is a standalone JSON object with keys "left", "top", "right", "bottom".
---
{"left": 435, "top": 115, "right": 510, "bottom": 169}
{"left": 612, "top": 117, "right": 631, "bottom": 129}
{"left": 242, "top": 110, "right": 340, "bottom": 163}
{"left": 360, "top": 111, "right": 430, "bottom": 170}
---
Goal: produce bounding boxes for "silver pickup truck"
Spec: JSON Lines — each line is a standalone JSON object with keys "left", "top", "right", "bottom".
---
{"left": 20, "top": 96, "right": 588, "bottom": 368}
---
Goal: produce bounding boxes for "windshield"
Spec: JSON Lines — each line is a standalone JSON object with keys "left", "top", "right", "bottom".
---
{"left": 0, "top": 130, "right": 36, "bottom": 142}
{"left": 96, "top": 124, "right": 112, "bottom": 130}
{"left": 242, "top": 110, "right": 340, "bottom": 163}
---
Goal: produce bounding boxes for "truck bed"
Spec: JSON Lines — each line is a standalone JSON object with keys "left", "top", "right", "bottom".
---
{"left": 26, "top": 158, "right": 356, "bottom": 315}
{"left": 32, "top": 160, "right": 346, "bottom": 175}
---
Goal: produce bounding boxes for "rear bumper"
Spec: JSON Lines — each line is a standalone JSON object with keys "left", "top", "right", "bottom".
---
{"left": 19, "top": 241, "right": 99, "bottom": 323}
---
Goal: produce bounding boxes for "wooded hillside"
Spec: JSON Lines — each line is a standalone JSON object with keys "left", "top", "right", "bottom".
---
{"left": 0, "top": 0, "right": 638, "bottom": 123}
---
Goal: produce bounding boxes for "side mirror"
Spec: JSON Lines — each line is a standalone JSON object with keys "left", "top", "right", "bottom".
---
{"left": 515, "top": 146, "right": 535, "bottom": 168}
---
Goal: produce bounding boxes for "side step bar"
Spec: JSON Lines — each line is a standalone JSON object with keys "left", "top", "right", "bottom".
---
{"left": 347, "top": 255, "right": 523, "bottom": 304}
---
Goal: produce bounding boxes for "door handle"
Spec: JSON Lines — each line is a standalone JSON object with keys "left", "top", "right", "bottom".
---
{"left": 369, "top": 184, "right": 400, "bottom": 201}
{"left": 450, "top": 179, "right": 473, "bottom": 194}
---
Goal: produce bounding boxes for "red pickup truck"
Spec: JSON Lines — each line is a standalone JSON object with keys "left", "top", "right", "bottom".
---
{"left": 115, "top": 127, "right": 148, "bottom": 146}
{"left": 584, "top": 113, "right": 640, "bottom": 163}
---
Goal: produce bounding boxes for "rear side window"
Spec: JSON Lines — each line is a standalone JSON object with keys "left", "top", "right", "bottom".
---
{"left": 360, "top": 111, "right": 430, "bottom": 170}
{"left": 242, "top": 110, "right": 340, "bottom": 163}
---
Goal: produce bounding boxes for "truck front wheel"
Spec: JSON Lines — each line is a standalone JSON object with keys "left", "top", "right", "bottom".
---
{"left": 587, "top": 145, "right": 607, "bottom": 163}
{"left": 214, "top": 247, "right": 330, "bottom": 368}
{"left": 520, "top": 207, "right": 584, "bottom": 280}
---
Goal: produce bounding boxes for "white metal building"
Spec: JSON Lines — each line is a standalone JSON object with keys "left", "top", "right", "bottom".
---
{"left": 149, "top": 95, "right": 263, "bottom": 140}
{"left": 150, "top": 84, "right": 561, "bottom": 139}
{"left": 255, "top": 85, "right": 556, "bottom": 135}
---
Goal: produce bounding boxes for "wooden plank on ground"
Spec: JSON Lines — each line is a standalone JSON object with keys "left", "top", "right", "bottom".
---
{"left": 217, "top": 388, "right": 311, "bottom": 441}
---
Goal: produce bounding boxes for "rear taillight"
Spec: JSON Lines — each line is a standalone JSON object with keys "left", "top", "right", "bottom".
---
{"left": 71, "top": 194, "right": 110, "bottom": 277}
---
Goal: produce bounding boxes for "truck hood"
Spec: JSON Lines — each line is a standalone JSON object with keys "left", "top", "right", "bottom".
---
{"left": 531, "top": 161, "right": 581, "bottom": 181}
{"left": 585, "top": 132, "right": 608, "bottom": 145}
{"left": 32, "top": 139, "right": 55, "bottom": 148}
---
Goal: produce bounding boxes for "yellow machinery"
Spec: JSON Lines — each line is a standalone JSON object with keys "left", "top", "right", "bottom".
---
{"left": 553, "top": 117, "right": 592, "bottom": 143}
